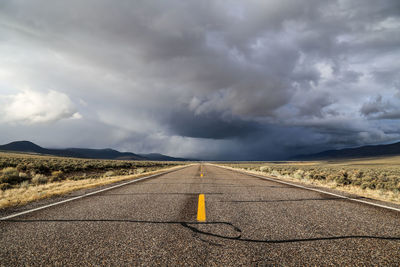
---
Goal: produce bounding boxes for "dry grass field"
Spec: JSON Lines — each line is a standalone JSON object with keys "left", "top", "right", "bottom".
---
{"left": 0, "top": 152, "right": 185, "bottom": 209}
{"left": 218, "top": 157, "right": 400, "bottom": 204}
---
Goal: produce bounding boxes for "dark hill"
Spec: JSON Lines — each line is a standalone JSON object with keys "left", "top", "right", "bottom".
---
{"left": 0, "top": 141, "right": 47, "bottom": 154}
{"left": 293, "top": 141, "right": 400, "bottom": 160}
{"left": 139, "top": 153, "right": 187, "bottom": 161}
{"left": 0, "top": 141, "right": 86, "bottom": 158}
{"left": 0, "top": 141, "right": 185, "bottom": 161}
{"left": 63, "top": 148, "right": 144, "bottom": 160}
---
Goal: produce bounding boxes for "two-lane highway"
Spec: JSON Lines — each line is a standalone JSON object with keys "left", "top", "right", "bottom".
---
{"left": 1, "top": 164, "right": 399, "bottom": 265}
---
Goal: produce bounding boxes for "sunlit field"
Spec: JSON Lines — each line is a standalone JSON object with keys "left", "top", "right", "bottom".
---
{"left": 218, "top": 157, "right": 400, "bottom": 204}
{"left": 0, "top": 152, "right": 185, "bottom": 209}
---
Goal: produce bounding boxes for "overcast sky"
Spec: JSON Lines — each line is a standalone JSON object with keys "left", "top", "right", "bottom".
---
{"left": 1, "top": 0, "right": 400, "bottom": 160}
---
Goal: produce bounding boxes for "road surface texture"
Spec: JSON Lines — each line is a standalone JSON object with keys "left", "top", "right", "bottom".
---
{"left": 1, "top": 164, "right": 399, "bottom": 266}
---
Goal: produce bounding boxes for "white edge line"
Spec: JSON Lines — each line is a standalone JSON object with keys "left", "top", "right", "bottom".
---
{"left": 0, "top": 166, "right": 189, "bottom": 221}
{"left": 212, "top": 164, "right": 400, "bottom": 213}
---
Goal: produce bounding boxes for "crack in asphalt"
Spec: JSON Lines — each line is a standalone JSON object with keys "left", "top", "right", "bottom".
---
{"left": 6, "top": 219, "right": 400, "bottom": 244}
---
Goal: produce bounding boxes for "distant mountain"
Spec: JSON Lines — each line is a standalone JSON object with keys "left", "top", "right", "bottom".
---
{"left": 139, "top": 153, "right": 187, "bottom": 161}
{"left": 0, "top": 141, "right": 48, "bottom": 154}
{"left": 61, "top": 148, "right": 144, "bottom": 160}
{"left": 0, "top": 141, "right": 186, "bottom": 161}
{"left": 293, "top": 141, "right": 400, "bottom": 160}
{"left": 0, "top": 141, "right": 83, "bottom": 158}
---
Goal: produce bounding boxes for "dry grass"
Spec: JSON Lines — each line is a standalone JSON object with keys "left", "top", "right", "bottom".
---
{"left": 0, "top": 151, "right": 183, "bottom": 188}
{"left": 0, "top": 165, "right": 186, "bottom": 209}
{"left": 0, "top": 151, "right": 188, "bottom": 209}
{"left": 217, "top": 157, "right": 400, "bottom": 205}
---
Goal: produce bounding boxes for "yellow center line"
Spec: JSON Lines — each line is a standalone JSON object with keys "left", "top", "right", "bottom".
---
{"left": 197, "top": 194, "right": 206, "bottom": 222}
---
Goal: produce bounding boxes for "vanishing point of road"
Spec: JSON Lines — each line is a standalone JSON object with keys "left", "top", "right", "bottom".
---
{"left": 1, "top": 164, "right": 399, "bottom": 265}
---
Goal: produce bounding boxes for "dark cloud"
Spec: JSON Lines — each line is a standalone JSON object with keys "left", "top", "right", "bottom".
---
{"left": 1, "top": 0, "right": 400, "bottom": 159}
{"left": 360, "top": 95, "right": 400, "bottom": 120}
{"left": 165, "top": 109, "right": 261, "bottom": 139}
{"left": 360, "top": 95, "right": 387, "bottom": 116}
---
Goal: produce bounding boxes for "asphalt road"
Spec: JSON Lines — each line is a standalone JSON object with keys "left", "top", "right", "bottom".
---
{"left": 1, "top": 164, "right": 399, "bottom": 266}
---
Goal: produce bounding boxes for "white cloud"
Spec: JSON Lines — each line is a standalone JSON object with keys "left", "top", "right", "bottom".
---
{"left": 0, "top": 89, "right": 79, "bottom": 124}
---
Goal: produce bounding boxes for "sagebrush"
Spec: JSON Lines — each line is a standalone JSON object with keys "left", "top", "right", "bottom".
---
{"left": 0, "top": 152, "right": 182, "bottom": 190}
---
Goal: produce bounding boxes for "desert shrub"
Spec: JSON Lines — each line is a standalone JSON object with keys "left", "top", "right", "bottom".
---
{"left": 19, "top": 172, "right": 29, "bottom": 178}
{"left": 32, "top": 174, "right": 49, "bottom": 185}
{"left": 304, "top": 171, "right": 315, "bottom": 180}
{"left": 104, "top": 171, "right": 115, "bottom": 177}
{"left": 260, "top": 166, "right": 270, "bottom": 172}
{"left": 0, "top": 167, "right": 29, "bottom": 184}
{"left": 376, "top": 182, "right": 386, "bottom": 190}
{"left": 29, "top": 170, "right": 37, "bottom": 177}
{"left": 270, "top": 170, "right": 281, "bottom": 177}
{"left": 0, "top": 152, "right": 181, "bottom": 190}
{"left": 293, "top": 169, "right": 305, "bottom": 179}
{"left": 0, "top": 183, "right": 11, "bottom": 190}
{"left": 37, "top": 163, "right": 51, "bottom": 174}
{"left": 313, "top": 173, "right": 326, "bottom": 180}
{"left": 19, "top": 180, "right": 30, "bottom": 189}
{"left": 224, "top": 161, "right": 400, "bottom": 202}
{"left": 361, "top": 183, "right": 369, "bottom": 190}
{"left": 353, "top": 170, "right": 364, "bottom": 179}
{"left": 368, "top": 183, "right": 376, "bottom": 189}
{"left": 135, "top": 168, "right": 145, "bottom": 174}
{"left": 16, "top": 163, "right": 27, "bottom": 172}
{"left": 51, "top": 170, "right": 64, "bottom": 182}
{"left": 334, "top": 171, "right": 352, "bottom": 186}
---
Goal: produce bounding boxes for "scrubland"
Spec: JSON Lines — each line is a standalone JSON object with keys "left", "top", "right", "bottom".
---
{"left": 0, "top": 152, "right": 184, "bottom": 209}
{"left": 219, "top": 157, "right": 400, "bottom": 204}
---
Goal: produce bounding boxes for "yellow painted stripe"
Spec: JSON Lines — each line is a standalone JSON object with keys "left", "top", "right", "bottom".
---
{"left": 197, "top": 194, "right": 206, "bottom": 222}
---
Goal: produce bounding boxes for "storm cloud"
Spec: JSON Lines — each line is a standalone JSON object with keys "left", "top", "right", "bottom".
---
{"left": 0, "top": 0, "right": 400, "bottom": 160}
